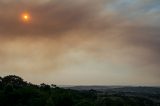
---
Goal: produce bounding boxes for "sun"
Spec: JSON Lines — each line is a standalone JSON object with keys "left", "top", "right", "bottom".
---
{"left": 21, "top": 13, "right": 31, "bottom": 22}
{"left": 24, "top": 15, "right": 28, "bottom": 20}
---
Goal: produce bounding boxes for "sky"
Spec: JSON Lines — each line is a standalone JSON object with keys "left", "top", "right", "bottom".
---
{"left": 0, "top": 0, "right": 160, "bottom": 86}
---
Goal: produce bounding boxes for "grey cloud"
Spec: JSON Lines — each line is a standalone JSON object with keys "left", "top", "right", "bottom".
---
{"left": 0, "top": 0, "right": 159, "bottom": 67}
{"left": 0, "top": 0, "right": 160, "bottom": 85}
{"left": 0, "top": 0, "right": 103, "bottom": 37}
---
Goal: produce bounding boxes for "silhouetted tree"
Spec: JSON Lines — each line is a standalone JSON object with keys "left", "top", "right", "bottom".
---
{"left": 40, "top": 83, "right": 51, "bottom": 91}
{"left": 2, "top": 75, "right": 27, "bottom": 88}
{"left": 51, "top": 84, "right": 57, "bottom": 88}
{"left": 0, "top": 75, "right": 159, "bottom": 106}
{"left": 0, "top": 77, "right": 2, "bottom": 89}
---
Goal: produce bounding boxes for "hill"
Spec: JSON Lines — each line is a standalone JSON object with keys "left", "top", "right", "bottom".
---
{"left": 0, "top": 75, "right": 160, "bottom": 106}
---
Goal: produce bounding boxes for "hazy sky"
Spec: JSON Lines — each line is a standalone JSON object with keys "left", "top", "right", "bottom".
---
{"left": 0, "top": 0, "right": 160, "bottom": 86}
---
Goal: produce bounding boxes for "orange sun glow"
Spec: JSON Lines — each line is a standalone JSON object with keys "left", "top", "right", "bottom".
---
{"left": 21, "top": 13, "right": 31, "bottom": 22}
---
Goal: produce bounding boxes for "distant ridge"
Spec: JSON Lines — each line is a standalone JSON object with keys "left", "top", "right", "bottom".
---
{"left": 64, "top": 86, "right": 160, "bottom": 94}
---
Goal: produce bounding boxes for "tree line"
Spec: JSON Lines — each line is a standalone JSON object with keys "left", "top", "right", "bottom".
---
{"left": 0, "top": 75, "right": 159, "bottom": 106}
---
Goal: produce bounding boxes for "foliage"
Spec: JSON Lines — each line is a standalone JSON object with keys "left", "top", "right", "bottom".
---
{"left": 0, "top": 75, "right": 159, "bottom": 106}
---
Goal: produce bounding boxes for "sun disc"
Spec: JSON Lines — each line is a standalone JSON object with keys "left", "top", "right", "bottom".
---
{"left": 21, "top": 13, "right": 31, "bottom": 22}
